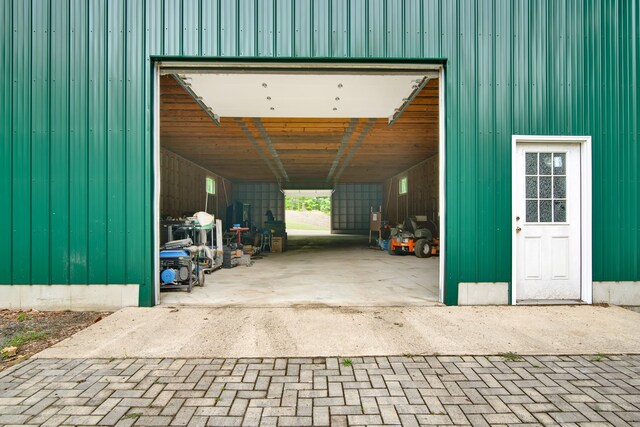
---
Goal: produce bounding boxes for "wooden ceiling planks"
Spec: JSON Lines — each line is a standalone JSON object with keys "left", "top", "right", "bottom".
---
{"left": 160, "top": 75, "right": 439, "bottom": 185}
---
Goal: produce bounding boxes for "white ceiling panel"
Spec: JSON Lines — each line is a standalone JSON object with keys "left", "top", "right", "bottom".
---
{"left": 180, "top": 73, "right": 428, "bottom": 119}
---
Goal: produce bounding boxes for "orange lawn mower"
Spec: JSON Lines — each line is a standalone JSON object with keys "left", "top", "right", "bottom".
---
{"left": 388, "top": 216, "right": 439, "bottom": 258}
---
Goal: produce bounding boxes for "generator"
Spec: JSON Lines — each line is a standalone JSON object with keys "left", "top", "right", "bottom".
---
{"left": 159, "top": 239, "right": 205, "bottom": 292}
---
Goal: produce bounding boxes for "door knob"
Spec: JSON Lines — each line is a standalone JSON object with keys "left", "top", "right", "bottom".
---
{"left": 516, "top": 226, "right": 522, "bottom": 233}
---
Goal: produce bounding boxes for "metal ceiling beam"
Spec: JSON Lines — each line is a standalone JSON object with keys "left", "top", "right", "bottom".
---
{"left": 326, "top": 118, "right": 358, "bottom": 182}
{"left": 388, "top": 76, "right": 431, "bottom": 127}
{"left": 234, "top": 118, "right": 282, "bottom": 184}
{"left": 172, "top": 75, "right": 221, "bottom": 126}
{"left": 332, "top": 119, "right": 376, "bottom": 185}
{"left": 252, "top": 118, "right": 290, "bottom": 182}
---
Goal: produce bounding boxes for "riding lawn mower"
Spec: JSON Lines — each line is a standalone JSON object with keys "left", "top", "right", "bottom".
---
{"left": 388, "top": 215, "right": 439, "bottom": 258}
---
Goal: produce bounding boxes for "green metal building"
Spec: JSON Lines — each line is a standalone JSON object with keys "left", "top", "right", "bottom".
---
{"left": 1, "top": 0, "right": 638, "bottom": 308}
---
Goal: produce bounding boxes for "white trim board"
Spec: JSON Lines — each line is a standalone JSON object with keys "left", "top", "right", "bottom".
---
{"left": 0, "top": 285, "right": 139, "bottom": 311}
{"left": 438, "top": 67, "right": 446, "bottom": 304}
{"left": 153, "top": 63, "right": 161, "bottom": 305}
{"left": 511, "top": 135, "right": 593, "bottom": 305}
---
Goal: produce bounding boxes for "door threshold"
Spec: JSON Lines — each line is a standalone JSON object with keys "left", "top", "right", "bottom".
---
{"left": 516, "top": 299, "right": 587, "bottom": 306}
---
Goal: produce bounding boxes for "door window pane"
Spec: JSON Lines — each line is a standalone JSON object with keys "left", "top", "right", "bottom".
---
{"left": 526, "top": 153, "right": 538, "bottom": 175}
{"left": 554, "top": 200, "right": 567, "bottom": 222}
{"left": 526, "top": 200, "right": 538, "bottom": 222}
{"left": 526, "top": 177, "right": 538, "bottom": 198}
{"left": 539, "top": 153, "right": 552, "bottom": 175}
{"left": 539, "top": 176, "right": 552, "bottom": 198}
{"left": 539, "top": 200, "right": 552, "bottom": 222}
{"left": 553, "top": 153, "right": 566, "bottom": 175}
{"left": 524, "top": 151, "right": 569, "bottom": 223}
{"left": 553, "top": 176, "right": 566, "bottom": 198}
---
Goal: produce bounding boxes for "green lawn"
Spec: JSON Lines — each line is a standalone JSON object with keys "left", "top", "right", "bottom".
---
{"left": 286, "top": 221, "right": 329, "bottom": 231}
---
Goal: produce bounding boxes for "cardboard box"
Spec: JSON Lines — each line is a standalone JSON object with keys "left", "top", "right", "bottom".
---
{"left": 271, "top": 237, "right": 284, "bottom": 253}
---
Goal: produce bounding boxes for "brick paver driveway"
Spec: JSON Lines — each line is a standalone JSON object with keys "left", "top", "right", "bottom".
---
{"left": 1, "top": 355, "right": 639, "bottom": 426}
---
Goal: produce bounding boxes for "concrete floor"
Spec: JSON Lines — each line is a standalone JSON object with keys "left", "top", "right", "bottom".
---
{"left": 161, "top": 234, "right": 440, "bottom": 307}
{"left": 37, "top": 305, "right": 640, "bottom": 359}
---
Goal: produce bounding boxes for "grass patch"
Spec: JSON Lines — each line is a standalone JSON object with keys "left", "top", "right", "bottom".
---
{"left": 285, "top": 221, "right": 329, "bottom": 231}
{"left": 4, "top": 331, "right": 48, "bottom": 348}
{"left": 341, "top": 358, "right": 353, "bottom": 367}
{"left": 500, "top": 352, "right": 523, "bottom": 362}
{"left": 591, "top": 353, "right": 607, "bottom": 362}
{"left": 16, "top": 313, "right": 30, "bottom": 322}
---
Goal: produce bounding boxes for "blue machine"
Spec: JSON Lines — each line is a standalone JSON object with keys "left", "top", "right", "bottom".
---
{"left": 159, "top": 244, "right": 204, "bottom": 293}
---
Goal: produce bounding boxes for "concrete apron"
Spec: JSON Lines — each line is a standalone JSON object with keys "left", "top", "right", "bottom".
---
{"left": 35, "top": 305, "right": 640, "bottom": 359}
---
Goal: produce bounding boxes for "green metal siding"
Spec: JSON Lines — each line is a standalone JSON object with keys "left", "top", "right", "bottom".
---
{"left": 1, "top": 0, "right": 638, "bottom": 306}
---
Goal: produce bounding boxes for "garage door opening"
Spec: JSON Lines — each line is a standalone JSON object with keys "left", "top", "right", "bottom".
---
{"left": 285, "top": 190, "right": 331, "bottom": 235}
{"left": 154, "top": 62, "right": 445, "bottom": 306}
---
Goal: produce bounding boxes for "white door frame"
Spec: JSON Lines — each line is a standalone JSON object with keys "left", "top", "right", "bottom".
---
{"left": 511, "top": 135, "right": 592, "bottom": 305}
{"left": 153, "top": 62, "right": 446, "bottom": 305}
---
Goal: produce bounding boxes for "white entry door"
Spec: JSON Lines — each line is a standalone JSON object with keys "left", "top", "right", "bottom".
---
{"left": 514, "top": 143, "right": 582, "bottom": 301}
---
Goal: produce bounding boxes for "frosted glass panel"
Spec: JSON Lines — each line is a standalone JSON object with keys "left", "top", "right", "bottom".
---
{"left": 539, "top": 153, "right": 552, "bottom": 175}
{"left": 540, "top": 200, "right": 552, "bottom": 222}
{"left": 554, "top": 176, "right": 566, "bottom": 198}
{"left": 553, "top": 153, "right": 566, "bottom": 175}
{"left": 526, "top": 200, "right": 538, "bottom": 222}
{"left": 554, "top": 200, "right": 566, "bottom": 222}
{"left": 526, "top": 153, "right": 538, "bottom": 175}
{"left": 539, "top": 176, "right": 552, "bottom": 198}
{"left": 526, "top": 177, "right": 538, "bottom": 198}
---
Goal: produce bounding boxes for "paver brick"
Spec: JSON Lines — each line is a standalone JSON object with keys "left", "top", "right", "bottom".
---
{"left": 1, "top": 355, "right": 640, "bottom": 426}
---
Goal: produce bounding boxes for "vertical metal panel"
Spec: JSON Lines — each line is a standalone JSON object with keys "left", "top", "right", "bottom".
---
{"left": 331, "top": 184, "right": 382, "bottom": 233}
{"left": 11, "top": 0, "right": 32, "bottom": 283}
{"left": 163, "top": 0, "right": 182, "bottom": 55}
{"left": 274, "top": 0, "right": 292, "bottom": 57}
{"left": 385, "top": 1, "right": 403, "bottom": 57}
{"left": 68, "top": 0, "right": 88, "bottom": 283}
{"left": 366, "top": 0, "right": 384, "bottom": 57}
{"left": 476, "top": 0, "right": 496, "bottom": 282}
{"left": 0, "top": 1, "right": 12, "bottom": 281}
{"left": 238, "top": 0, "right": 256, "bottom": 56}
{"left": 348, "top": 0, "right": 367, "bottom": 57}
{"left": 234, "top": 183, "right": 284, "bottom": 229}
{"left": 440, "top": 0, "right": 460, "bottom": 304}
{"left": 529, "top": 1, "right": 548, "bottom": 133}
{"left": 50, "top": 0, "right": 70, "bottom": 284}
{"left": 423, "top": 0, "right": 440, "bottom": 56}
{"left": 219, "top": 0, "right": 238, "bottom": 56}
{"left": 257, "top": 0, "right": 274, "bottom": 56}
{"left": 494, "top": 0, "right": 512, "bottom": 282}
{"left": 125, "top": 0, "right": 146, "bottom": 286}
{"left": 512, "top": 1, "right": 530, "bottom": 133}
{"left": 87, "top": 0, "right": 107, "bottom": 283}
{"left": 404, "top": 0, "right": 422, "bottom": 58}
{"left": 106, "top": 0, "right": 126, "bottom": 283}
{"left": 458, "top": 1, "right": 478, "bottom": 282}
{"left": 31, "top": 0, "right": 51, "bottom": 284}
{"left": 330, "top": 0, "right": 347, "bottom": 57}
{"left": 2, "top": 0, "right": 639, "bottom": 307}
{"left": 313, "top": 0, "right": 330, "bottom": 57}
{"left": 182, "top": 0, "right": 200, "bottom": 56}
{"left": 201, "top": 0, "right": 219, "bottom": 56}
{"left": 293, "top": 0, "right": 311, "bottom": 56}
